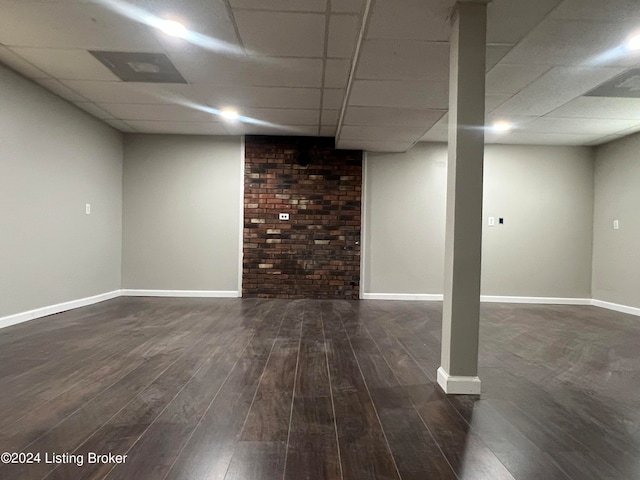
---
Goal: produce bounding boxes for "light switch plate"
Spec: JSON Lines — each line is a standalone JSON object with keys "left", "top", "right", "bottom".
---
{"left": 613, "top": 219, "right": 620, "bottom": 230}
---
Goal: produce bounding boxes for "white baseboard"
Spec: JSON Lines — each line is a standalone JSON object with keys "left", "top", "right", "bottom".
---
{"left": 0, "top": 290, "right": 121, "bottom": 330}
{"left": 362, "top": 293, "right": 591, "bottom": 305}
{"left": 361, "top": 293, "right": 444, "bottom": 301}
{"left": 437, "top": 367, "right": 481, "bottom": 395}
{"left": 480, "top": 295, "right": 592, "bottom": 305}
{"left": 2, "top": 290, "right": 635, "bottom": 334}
{"left": 120, "top": 289, "right": 240, "bottom": 298}
{"left": 591, "top": 299, "right": 640, "bottom": 317}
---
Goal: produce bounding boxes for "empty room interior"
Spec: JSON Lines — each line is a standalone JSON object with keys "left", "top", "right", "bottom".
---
{"left": 1, "top": 0, "right": 640, "bottom": 479}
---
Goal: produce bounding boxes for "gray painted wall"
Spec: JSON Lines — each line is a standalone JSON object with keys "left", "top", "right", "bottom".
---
{"left": 0, "top": 65, "right": 123, "bottom": 317}
{"left": 593, "top": 134, "right": 640, "bottom": 308}
{"left": 364, "top": 144, "right": 447, "bottom": 294}
{"left": 365, "top": 143, "right": 594, "bottom": 298}
{"left": 122, "top": 135, "right": 242, "bottom": 292}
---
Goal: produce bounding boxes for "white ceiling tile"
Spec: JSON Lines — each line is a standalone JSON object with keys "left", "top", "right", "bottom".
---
{"left": 343, "top": 106, "right": 445, "bottom": 127}
{"left": 367, "top": 0, "right": 452, "bottom": 41}
{"left": 332, "top": 0, "right": 365, "bottom": 13}
{"left": 419, "top": 129, "right": 448, "bottom": 143}
{"left": 551, "top": 0, "right": 640, "bottom": 22}
{"left": 235, "top": 11, "right": 325, "bottom": 57}
{"left": 614, "top": 125, "right": 640, "bottom": 136}
{"left": 356, "top": 40, "right": 449, "bottom": 82}
{"left": 340, "top": 125, "right": 426, "bottom": 142}
{"left": 226, "top": 123, "right": 319, "bottom": 136}
{"left": 61, "top": 81, "right": 322, "bottom": 110}
{"left": 126, "top": 121, "right": 230, "bottom": 135}
{"left": 321, "top": 109, "right": 339, "bottom": 126}
{"left": 241, "top": 108, "right": 319, "bottom": 126}
{"left": 60, "top": 81, "right": 182, "bottom": 104}
{"left": 486, "top": 131, "right": 603, "bottom": 145}
{"left": 585, "top": 134, "right": 627, "bottom": 146}
{"left": 34, "top": 78, "right": 89, "bottom": 102}
{"left": 0, "top": 46, "right": 49, "bottom": 78}
{"left": 144, "top": 0, "right": 240, "bottom": 53}
{"left": 320, "top": 125, "right": 336, "bottom": 136}
{"left": 423, "top": 116, "right": 538, "bottom": 142}
{"left": 430, "top": 112, "right": 448, "bottom": 130}
{"left": 322, "top": 88, "right": 345, "bottom": 109}
{"left": 349, "top": 80, "right": 449, "bottom": 109}
{"left": 328, "top": 15, "right": 360, "bottom": 58}
{"left": 485, "top": 94, "right": 512, "bottom": 113}
{"left": 0, "top": 2, "right": 163, "bottom": 50}
{"left": 487, "top": 0, "right": 562, "bottom": 44}
{"left": 324, "top": 59, "right": 350, "bottom": 88}
{"left": 502, "top": 19, "right": 640, "bottom": 67}
{"left": 523, "top": 117, "right": 640, "bottom": 135}
{"left": 491, "top": 66, "right": 626, "bottom": 117}
{"left": 104, "top": 119, "right": 137, "bottom": 133}
{"left": 170, "top": 53, "right": 323, "bottom": 87}
{"left": 5, "top": 0, "right": 635, "bottom": 146}
{"left": 437, "top": 113, "right": 537, "bottom": 130}
{"left": 73, "top": 102, "right": 115, "bottom": 120}
{"left": 230, "top": 0, "right": 327, "bottom": 12}
{"left": 486, "top": 115, "right": 538, "bottom": 129}
{"left": 337, "top": 139, "right": 414, "bottom": 152}
{"left": 486, "top": 64, "right": 551, "bottom": 95}
{"left": 10, "top": 48, "right": 119, "bottom": 81}
{"left": 548, "top": 97, "right": 640, "bottom": 120}
{"left": 97, "top": 103, "right": 218, "bottom": 122}
{"left": 200, "top": 86, "right": 322, "bottom": 110}
{"left": 486, "top": 44, "right": 514, "bottom": 71}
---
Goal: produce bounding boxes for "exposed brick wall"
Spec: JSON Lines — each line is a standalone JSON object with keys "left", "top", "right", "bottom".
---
{"left": 243, "top": 136, "right": 362, "bottom": 299}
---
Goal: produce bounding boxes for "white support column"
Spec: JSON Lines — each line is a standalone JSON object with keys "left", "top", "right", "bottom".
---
{"left": 438, "top": 0, "right": 490, "bottom": 395}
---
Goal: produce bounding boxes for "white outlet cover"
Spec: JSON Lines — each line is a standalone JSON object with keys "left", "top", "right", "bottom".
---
{"left": 85, "top": 203, "right": 91, "bottom": 215}
{"left": 488, "top": 217, "right": 495, "bottom": 227}
{"left": 613, "top": 219, "right": 620, "bottom": 230}
{"left": 279, "top": 213, "right": 290, "bottom": 220}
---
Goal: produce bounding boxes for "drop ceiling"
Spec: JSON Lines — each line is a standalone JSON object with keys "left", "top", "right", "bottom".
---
{"left": 1, "top": 0, "right": 640, "bottom": 152}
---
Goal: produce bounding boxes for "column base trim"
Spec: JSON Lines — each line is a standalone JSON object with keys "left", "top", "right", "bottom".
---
{"left": 437, "top": 367, "right": 481, "bottom": 395}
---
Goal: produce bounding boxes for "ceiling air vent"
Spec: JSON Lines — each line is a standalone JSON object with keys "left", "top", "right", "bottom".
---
{"left": 89, "top": 51, "right": 187, "bottom": 84}
{"left": 586, "top": 69, "right": 640, "bottom": 98}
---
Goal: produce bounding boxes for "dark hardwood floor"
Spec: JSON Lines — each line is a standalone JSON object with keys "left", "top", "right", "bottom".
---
{"left": 0, "top": 297, "right": 638, "bottom": 479}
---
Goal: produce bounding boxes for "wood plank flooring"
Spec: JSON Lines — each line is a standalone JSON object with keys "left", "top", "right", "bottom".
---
{"left": 0, "top": 297, "right": 638, "bottom": 479}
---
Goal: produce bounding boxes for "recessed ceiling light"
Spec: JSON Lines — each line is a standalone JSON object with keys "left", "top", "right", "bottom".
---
{"left": 492, "top": 121, "right": 512, "bottom": 133}
{"left": 627, "top": 34, "right": 640, "bottom": 51}
{"left": 158, "top": 19, "right": 187, "bottom": 38}
{"left": 220, "top": 109, "right": 239, "bottom": 121}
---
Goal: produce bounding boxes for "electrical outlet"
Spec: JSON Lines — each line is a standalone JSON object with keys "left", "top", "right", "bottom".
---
{"left": 613, "top": 219, "right": 619, "bottom": 230}
{"left": 488, "top": 216, "right": 495, "bottom": 227}
{"left": 85, "top": 203, "right": 91, "bottom": 215}
{"left": 279, "top": 213, "right": 290, "bottom": 221}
